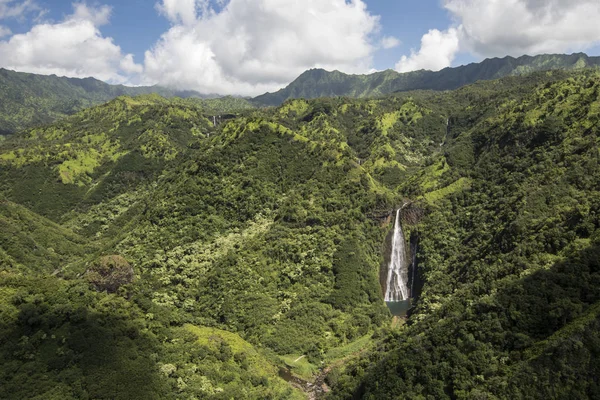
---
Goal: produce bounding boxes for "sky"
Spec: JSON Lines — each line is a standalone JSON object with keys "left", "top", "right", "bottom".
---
{"left": 0, "top": 0, "right": 599, "bottom": 96}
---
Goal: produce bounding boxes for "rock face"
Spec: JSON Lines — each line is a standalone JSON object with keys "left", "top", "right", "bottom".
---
{"left": 86, "top": 255, "right": 134, "bottom": 293}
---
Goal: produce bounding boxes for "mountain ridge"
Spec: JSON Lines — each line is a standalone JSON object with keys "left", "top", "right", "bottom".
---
{"left": 253, "top": 52, "right": 600, "bottom": 105}
{"left": 1, "top": 52, "right": 599, "bottom": 135}
{"left": 0, "top": 67, "right": 218, "bottom": 99}
{"left": 0, "top": 68, "right": 223, "bottom": 135}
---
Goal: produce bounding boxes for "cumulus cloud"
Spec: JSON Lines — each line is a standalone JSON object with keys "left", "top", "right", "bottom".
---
{"left": 156, "top": 0, "right": 200, "bottom": 26}
{"left": 0, "top": 3, "right": 142, "bottom": 83}
{"left": 395, "top": 28, "right": 459, "bottom": 72}
{"left": 0, "top": 25, "right": 10, "bottom": 37}
{"left": 70, "top": 2, "right": 111, "bottom": 26}
{"left": 396, "top": 0, "right": 600, "bottom": 73}
{"left": 120, "top": 53, "right": 144, "bottom": 74}
{"left": 144, "top": 0, "right": 381, "bottom": 95}
{"left": 0, "top": 0, "right": 39, "bottom": 20}
{"left": 381, "top": 36, "right": 401, "bottom": 50}
{"left": 444, "top": 0, "right": 600, "bottom": 57}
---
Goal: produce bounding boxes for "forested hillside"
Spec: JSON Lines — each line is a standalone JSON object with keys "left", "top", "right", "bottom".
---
{"left": 327, "top": 71, "right": 600, "bottom": 399}
{"left": 2, "top": 52, "right": 599, "bottom": 136}
{"left": 0, "top": 68, "right": 253, "bottom": 135}
{"left": 1, "top": 69, "right": 600, "bottom": 399}
{"left": 253, "top": 53, "right": 600, "bottom": 106}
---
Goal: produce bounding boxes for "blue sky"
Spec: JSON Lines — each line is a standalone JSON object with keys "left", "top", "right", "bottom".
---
{"left": 367, "top": 0, "right": 474, "bottom": 69}
{"left": 0, "top": 0, "right": 599, "bottom": 95}
{"left": 6, "top": 0, "right": 470, "bottom": 71}
{"left": 3, "top": 0, "right": 171, "bottom": 59}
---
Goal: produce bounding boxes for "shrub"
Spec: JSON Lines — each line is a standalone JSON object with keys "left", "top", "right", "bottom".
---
{"left": 86, "top": 255, "right": 134, "bottom": 293}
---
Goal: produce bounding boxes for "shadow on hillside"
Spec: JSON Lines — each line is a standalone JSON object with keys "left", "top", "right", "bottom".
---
{"left": 354, "top": 241, "right": 600, "bottom": 399}
{"left": 0, "top": 287, "right": 168, "bottom": 400}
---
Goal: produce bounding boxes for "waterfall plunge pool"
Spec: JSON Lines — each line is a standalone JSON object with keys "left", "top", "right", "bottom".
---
{"left": 386, "top": 299, "right": 412, "bottom": 317}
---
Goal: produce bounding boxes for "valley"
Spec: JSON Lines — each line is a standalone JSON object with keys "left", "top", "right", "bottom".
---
{"left": 0, "top": 66, "right": 599, "bottom": 399}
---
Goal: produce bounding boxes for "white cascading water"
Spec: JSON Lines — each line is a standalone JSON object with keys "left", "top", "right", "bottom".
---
{"left": 385, "top": 209, "right": 409, "bottom": 302}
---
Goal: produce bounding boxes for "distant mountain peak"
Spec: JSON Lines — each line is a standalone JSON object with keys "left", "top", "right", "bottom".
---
{"left": 253, "top": 52, "right": 600, "bottom": 106}
{"left": 0, "top": 68, "right": 227, "bottom": 134}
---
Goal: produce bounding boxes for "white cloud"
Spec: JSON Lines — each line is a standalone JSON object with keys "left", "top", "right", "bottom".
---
{"left": 120, "top": 53, "right": 144, "bottom": 74}
{"left": 145, "top": 0, "right": 381, "bottom": 95}
{"left": 70, "top": 2, "right": 112, "bottom": 26}
{"left": 395, "top": 28, "right": 459, "bottom": 72}
{"left": 444, "top": 0, "right": 600, "bottom": 57}
{"left": 0, "top": 25, "right": 10, "bottom": 37}
{"left": 156, "top": 0, "right": 200, "bottom": 26}
{"left": 396, "top": 0, "right": 600, "bottom": 73}
{"left": 0, "top": 3, "right": 141, "bottom": 83}
{"left": 0, "top": 0, "right": 39, "bottom": 20}
{"left": 381, "top": 36, "right": 400, "bottom": 50}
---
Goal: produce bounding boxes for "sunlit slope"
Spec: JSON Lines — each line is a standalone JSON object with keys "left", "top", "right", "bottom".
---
{"left": 0, "top": 68, "right": 255, "bottom": 135}
{"left": 0, "top": 95, "right": 218, "bottom": 220}
{"left": 328, "top": 70, "right": 600, "bottom": 399}
{"left": 2, "top": 69, "right": 600, "bottom": 399}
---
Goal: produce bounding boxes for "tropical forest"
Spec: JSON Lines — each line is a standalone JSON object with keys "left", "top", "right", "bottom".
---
{"left": 1, "top": 3, "right": 600, "bottom": 398}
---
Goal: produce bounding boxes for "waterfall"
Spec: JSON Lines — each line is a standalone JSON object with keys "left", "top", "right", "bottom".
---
{"left": 410, "top": 240, "right": 417, "bottom": 297}
{"left": 385, "top": 209, "right": 409, "bottom": 302}
{"left": 441, "top": 118, "right": 450, "bottom": 147}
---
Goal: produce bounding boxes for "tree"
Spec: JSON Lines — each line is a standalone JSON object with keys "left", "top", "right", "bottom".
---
{"left": 86, "top": 255, "right": 134, "bottom": 293}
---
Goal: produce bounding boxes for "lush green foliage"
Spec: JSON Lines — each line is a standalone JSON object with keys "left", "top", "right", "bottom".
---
{"left": 254, "top": 53, "right": 600, "bottom": 106}
{"left": 0, "top": 68, "right": 254, "bottom": 135}
{"left": 1, "top": 89, "right": 431, "bottom": 397}
{"left": 327, "top": 70, "right": 600, "bottom": 399}
{"left": 2, "top": 68, "right": 600, "bottom": 399}
{"left": 0, "top": 198, "right": 93, "bottom": 272}
{"left": 0, "top": 273, "right": 303, "bottom": 399}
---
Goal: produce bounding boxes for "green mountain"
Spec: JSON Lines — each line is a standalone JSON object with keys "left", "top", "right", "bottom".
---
{"left": 2, "top": 53, "right": 597, "bottom": 136}
{"left": 253, "top": 52, "right": 600, "bottom": 106}
{"left": 0, "top": 68, "right": 253, "bottom": 135}
{"left": 1, "top": 68, "right": 600, "bottom": 399}
{"left": 328, "top": 70, "right": 600, "bottom": 399}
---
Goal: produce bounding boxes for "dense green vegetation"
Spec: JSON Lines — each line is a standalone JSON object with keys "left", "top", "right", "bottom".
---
{"left": 1, "top": 87, "right": 422, "bottom": 397}
{"left": 0, "top": 68, "right": 254, "bottom": 135}
{"left": 2, "top": 67, "right": 600, "bottom": 398}
{"left": 3, "top": 53, "right": 599, "bottom": 136}
{"left": 327, "top": 71, "right": 600, "bottom": 399}
{"left": 254, "top": 53, "right": 600, "bottom": 106}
